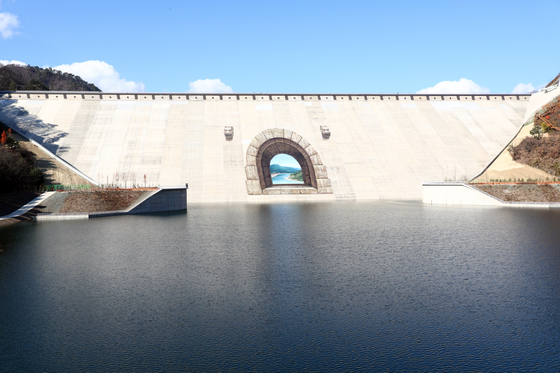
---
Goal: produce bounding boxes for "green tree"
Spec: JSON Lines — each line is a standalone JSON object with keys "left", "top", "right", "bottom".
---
{"left": 25, "top": 79, "right": 49, "bottom": 91}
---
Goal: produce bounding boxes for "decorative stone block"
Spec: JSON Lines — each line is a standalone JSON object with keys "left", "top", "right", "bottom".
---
{"left": 313, "top": 165, "right": 329, "bottom": 179}
{"left": 250, "top": 137, "right": 262, "bottom": 148}
{"left": 310, "top": 154, "right": 322, "bottom": 165}
{"left": 256, "top": 132, "right": 267, "bottom": 144}
{"left": 246, "top": 155, "right": 256, "bottom": 166}
{"left": 283, "top": 129, "right": 293, "bottom": 140}
{"left": 304, "top": 144, "right": 317, "bottom": 156}
{"left": 247, "top": 145, "right": 258, "bottom": 156}
{"left": 290, "top": 132, "right": 302, "bottom": 144}
{"left": 262, "top": 129, "right": 274, "bottom": 139}
{"left": 320, "top": 125, "right": 331, "bottom": 139}
{"left": 224, "top": 126, "right": 234, "bottom": 140}
{"left": 317, "top": 179, "right": 333, "bottom": 194}
{"left": 267, "top": 143, "right": 280, "bottom": 155}
{"left": 263, "top": 167, "right": 271, "bottom": 178}
{"left": 287, "top": 146, "right": 300, "bottom": 156}
{"left": 246, "top": 180, "right": 263, "bottom": 195}
{"left": 272, "top": 128, "right": 284, "bottom": 138}
{"left": 245, "top": 166, "right": 259, "bottom": 180}
{"left": 300, "top": 187, "right": 318, "bottom": 194}
{"left": 298, "top": 137, "right": 310, "bottom": 149}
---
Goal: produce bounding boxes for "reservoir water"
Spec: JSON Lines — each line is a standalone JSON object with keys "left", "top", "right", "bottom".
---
{"left": 1, "top": 201, "right": 560, "bottom": 371}
{"left": 271, "top": 173, "right": 303, "bottom": 184}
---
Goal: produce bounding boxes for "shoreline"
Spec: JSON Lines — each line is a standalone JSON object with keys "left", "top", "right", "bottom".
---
{"left": 271, "top": 173, "right": 304, "bottom": 184}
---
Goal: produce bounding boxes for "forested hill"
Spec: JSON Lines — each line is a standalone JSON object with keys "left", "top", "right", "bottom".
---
{"left": 270, "top": 164, "right": 300, "bottom": 174}
{"left": 0, "top": 64, "right": 100, "bottom": 92}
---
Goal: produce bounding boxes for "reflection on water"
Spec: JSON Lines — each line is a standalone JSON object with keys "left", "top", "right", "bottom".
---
{"left": 1, "top": 201, "right": 560, "bottom": 371}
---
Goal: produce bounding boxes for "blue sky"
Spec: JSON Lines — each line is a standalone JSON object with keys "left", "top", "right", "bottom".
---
{"left": 271, "top": 154, "right": 301, "bottom": 169}
{"left": 1, "top": 0, "right": 559, "bottom": 94}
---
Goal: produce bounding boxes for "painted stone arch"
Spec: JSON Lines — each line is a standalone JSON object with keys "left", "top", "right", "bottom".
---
{"left": 245, "top": 128, "right": 333, "bottom": 195}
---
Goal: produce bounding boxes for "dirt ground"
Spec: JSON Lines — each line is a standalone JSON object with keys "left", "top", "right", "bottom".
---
{"left": 57, "top": 189, "right": 152, "bottom": 213}
{"left": 0, "top": 189, "right": 153, "bottom": 228}
{"left": 473, "top": 183, "right": 560, "bottom": 202}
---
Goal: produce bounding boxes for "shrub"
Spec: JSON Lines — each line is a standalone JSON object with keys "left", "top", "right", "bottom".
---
{"left": 0, "top": 147, "right": 44, "bottom": 192}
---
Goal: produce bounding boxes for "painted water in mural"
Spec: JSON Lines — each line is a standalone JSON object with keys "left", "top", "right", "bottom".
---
{"left": 1, "top": 201, "right": 560, "bottom": 371}
{"left": 270, "top": 154, "right": 303, "bottom": 185}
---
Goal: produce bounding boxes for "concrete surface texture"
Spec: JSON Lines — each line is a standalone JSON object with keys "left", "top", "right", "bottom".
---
{"left": 35, "top": 187, "right": 187, "bottom": 221}
{"left": 128, "top": 187, "right": 187, "bottom": 214}
{"left": 470, "top": 123, "right": 554, "bottom": 183}
{"left": 423, "top": 182, "right": 560, "bottom": 209}
{"left": 423, "top": 182, "right": 504, "bottom": 206}
{"left": 0, "top": 191, "right": 56, "bottom": 225}
{"left": 470, "top": 87, "right": 560, "bottom": 184}
{"left": 522, "top": 86, "right": 560, "bottom": 123}
{"left": 0, "top": 93, "right": 531, "bottom": 202}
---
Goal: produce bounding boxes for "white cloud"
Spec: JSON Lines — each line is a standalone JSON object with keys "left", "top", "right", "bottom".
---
{"left": 511, "top": 83, "right": 536, "bottom": 94}
{"left": 53, "top": 60, "right": 145, "bottom": 92}
{"left": 188, "top": 79, "right": 233, "bottom": 93}
{"left": 0, "top": 12, "right": 18, "bottom": 39}
{"left": 0, "top": 59, "right": 26, "bottom": 66}
{"left": 416, "top": 78, "right": 490, "bottom": 94}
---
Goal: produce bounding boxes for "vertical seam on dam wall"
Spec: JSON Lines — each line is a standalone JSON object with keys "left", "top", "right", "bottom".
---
{"left": 245, "top": 128, "right": 333, "bottom": 195}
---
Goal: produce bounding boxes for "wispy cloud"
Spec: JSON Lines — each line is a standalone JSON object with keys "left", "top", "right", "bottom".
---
{"left": 511, "top": 83, "right": 536, "bottom": 94}
{"left": 416, "top": 78, "right": 490, "bottom": 94}
{"left": 188, "top": 79, "right": 233, "bottom": 93}
{"left": 0, "top": 11, "right": 19, "bottom": 38}
{"left": 53, "top": 60, "right": 145, "bottom": 92}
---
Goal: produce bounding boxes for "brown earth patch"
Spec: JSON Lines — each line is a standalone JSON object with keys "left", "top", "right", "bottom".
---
{"left": 58, "top": 189, "right": 152, "bottom": 213}
{"left": 473, "top": 183, "right": 560, "bottom": 202}
{"left": 510, "top": 134, "right": 560, "bottom": 177}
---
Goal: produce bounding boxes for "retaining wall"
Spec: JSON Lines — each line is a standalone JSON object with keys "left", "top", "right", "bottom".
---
{"left": 422, "top": 182, "right": 560, "bottom": 208}
{"left": 35, "top": 187, "right": 187, "bottom": 221}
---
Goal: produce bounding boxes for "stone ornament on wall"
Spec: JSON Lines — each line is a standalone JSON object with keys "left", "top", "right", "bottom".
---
{"left": 245, "top": 128, "right": 333, "bottom": 195}
{"left": 320, "top": 125, "right": 331, "bottom": 139}
{"left": 224, "top": 126, "right": 234, "bottom": 140}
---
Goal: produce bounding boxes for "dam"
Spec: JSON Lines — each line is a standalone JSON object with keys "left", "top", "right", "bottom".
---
{"left": 0, "top": 92, "right": 532, "bottom": 203}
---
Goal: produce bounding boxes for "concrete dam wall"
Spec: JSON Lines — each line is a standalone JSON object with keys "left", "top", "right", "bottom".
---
{"left": 0, "top": 92, "right": 530, "bottom": 203}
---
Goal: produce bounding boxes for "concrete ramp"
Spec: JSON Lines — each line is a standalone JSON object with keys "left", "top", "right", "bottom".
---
{"left": 0, "top": 92, "right": 530, "bottom": 202}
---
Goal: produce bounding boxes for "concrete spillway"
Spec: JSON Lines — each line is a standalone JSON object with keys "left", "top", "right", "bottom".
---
{"left": 0, "top": 92, "right": 531, "bottom": 203}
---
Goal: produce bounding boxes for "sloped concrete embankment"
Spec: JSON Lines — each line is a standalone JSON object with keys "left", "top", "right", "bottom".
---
{"left": 423, "top": 87, "right": 560, "bottom": 207}
{"left": 0, "top": 192, "right": 56, "bottom": 227}
{"left": 35, "top": 187, "right": 187, "bottom": 221}
{"left": 422, "top": 182, "right": 560, "bottom": 208}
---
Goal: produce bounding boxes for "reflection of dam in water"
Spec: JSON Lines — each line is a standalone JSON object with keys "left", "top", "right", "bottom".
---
{"left": 0, "top": 92, "right": 538, "bottom": 202}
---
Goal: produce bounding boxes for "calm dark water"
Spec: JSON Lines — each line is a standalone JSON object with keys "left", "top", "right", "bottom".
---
{"left": 1, "top": 201, "right": 560, "bottom": 372}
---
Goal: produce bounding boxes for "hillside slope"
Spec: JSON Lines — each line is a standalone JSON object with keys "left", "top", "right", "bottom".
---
{"left": 0, "top": 64, "right": 100, "bottom": 92}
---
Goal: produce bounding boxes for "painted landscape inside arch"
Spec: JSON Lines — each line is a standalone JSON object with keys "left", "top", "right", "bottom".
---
{"left": 270, "top": 154, "right": 303, "bottom": 185}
